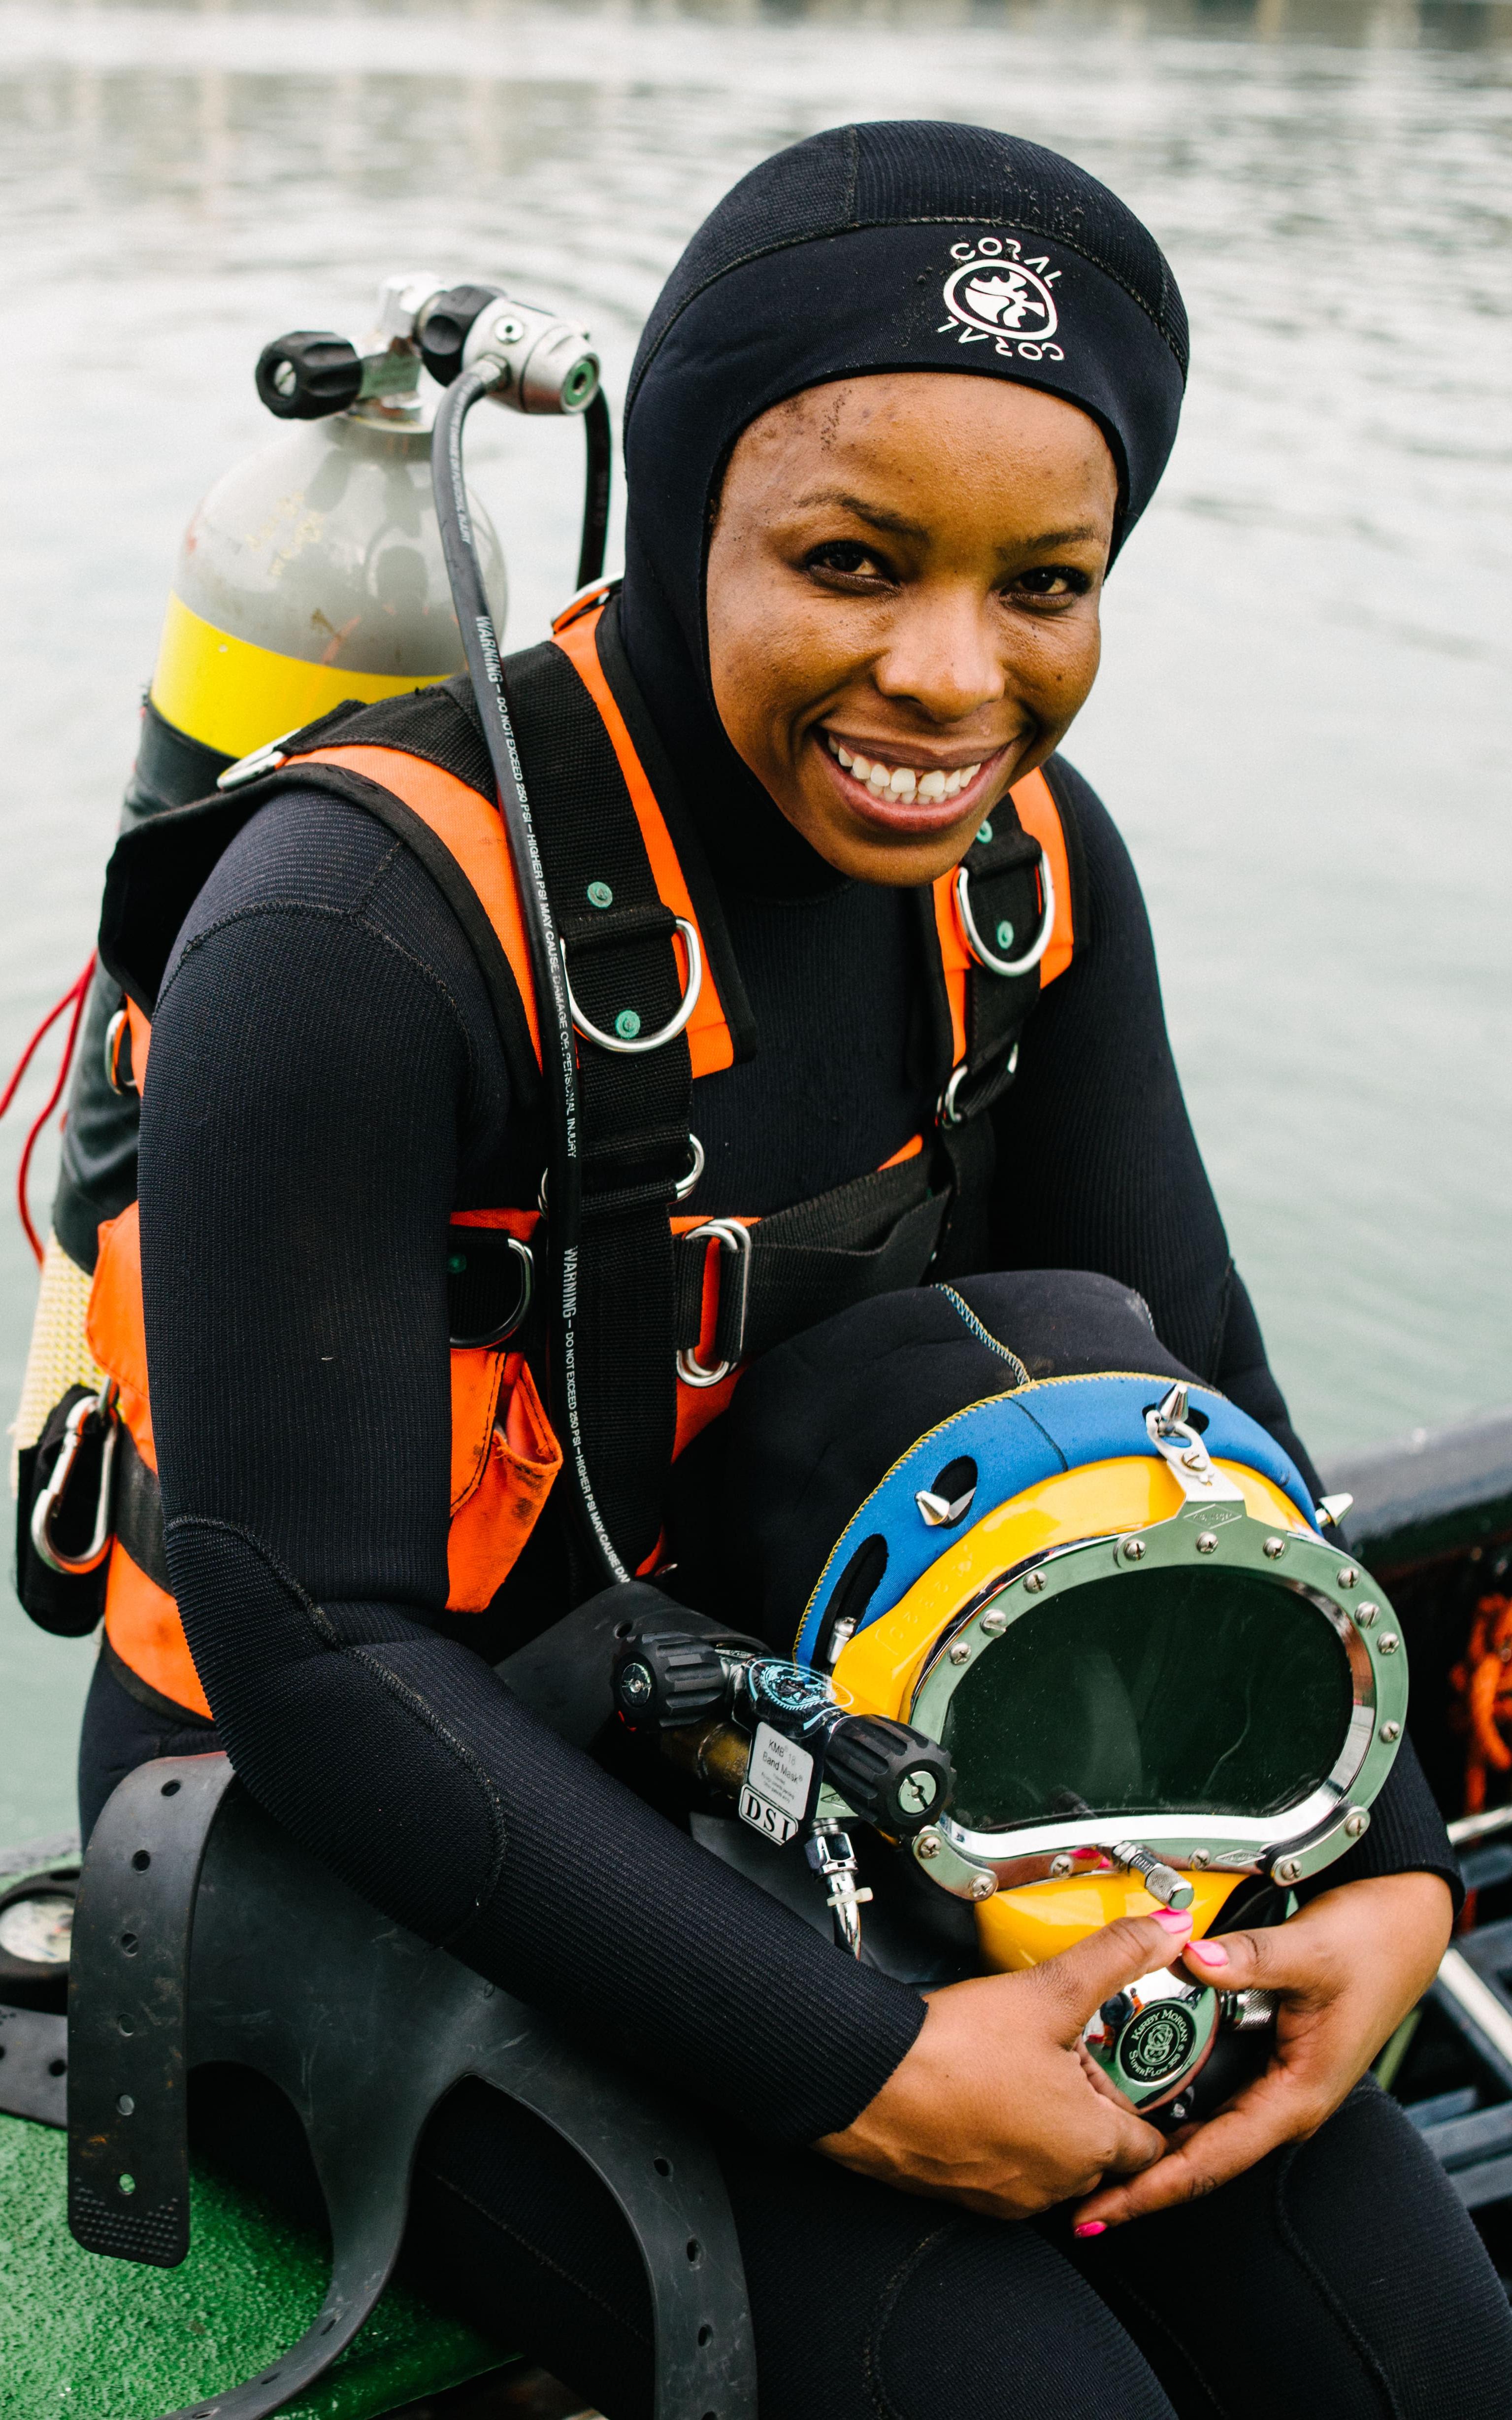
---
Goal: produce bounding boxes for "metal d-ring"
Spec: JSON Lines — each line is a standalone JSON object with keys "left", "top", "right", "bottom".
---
{"left": 561, "top": 917, "right": 704, "bottom": 1055}
{"left": 675, "top": 1133, "right": 706, "bottom": 1202}
{"left": 448, "top": 1234, "right": 534, "bottom": 1350}
{"left": 676, "top": 1219, "right": 752, "bottom": 1388}
{"left": 103, "top": 1006, "right": 133, "bottom": 1096}
{"left": 938, "top": 1042, "right": 1019, "bottom": 1129}
{"left": 954, "top": 848, "right": 1055, "bottom": 978}
{"left": 31, "top": 1381, "right": 119, "bottom": 1577}
{"left": 538, "top": 1134, "right": 704, "bottom": 1213}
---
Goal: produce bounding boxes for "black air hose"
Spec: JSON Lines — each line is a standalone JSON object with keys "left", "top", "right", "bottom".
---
{"left": 431, "top": 367, "right": 627, "bottom": 1588}
{"left": 578, "top": 391, "right": 613, "bottom": 591}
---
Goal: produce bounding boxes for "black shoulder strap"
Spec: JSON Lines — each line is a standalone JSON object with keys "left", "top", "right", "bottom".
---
{"left": 504, "top": 635, "right": 700, "bottom": 1575}
{"left": 923, "top": 762, "right": 1084, "bottom": 1275}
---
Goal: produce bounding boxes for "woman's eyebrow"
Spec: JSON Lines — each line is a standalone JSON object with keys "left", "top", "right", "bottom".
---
{"left": 790, "top": 488, "right": 928, "bottom": 538}
{"left": 789, "top": 492, "right": 1104, "bottom": 554}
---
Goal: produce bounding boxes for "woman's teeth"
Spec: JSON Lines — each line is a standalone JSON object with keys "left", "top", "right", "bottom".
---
{"left": 826, "top": 738, "right": 982, "bottom": 804}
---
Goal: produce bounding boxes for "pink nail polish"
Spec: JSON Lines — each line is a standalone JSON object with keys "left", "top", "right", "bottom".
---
{"left": 1074, "top": 2221, "right": 1107, "bottom": 2239}
{"left": 1152, "top": 1909, "right": 1192, "bottom": 1934}
{"left": 1185, "top": 1938, "right": 1229, "bottom": 1968}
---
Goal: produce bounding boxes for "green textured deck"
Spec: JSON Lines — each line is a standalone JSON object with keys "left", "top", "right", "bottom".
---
{"left": 0, "top": 2112, "right": 510, "bottom": 2418}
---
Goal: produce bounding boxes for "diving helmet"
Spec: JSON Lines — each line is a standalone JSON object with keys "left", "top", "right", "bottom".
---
{"left": 619, "top": 1270, "right": 1405, "bottom": 2119}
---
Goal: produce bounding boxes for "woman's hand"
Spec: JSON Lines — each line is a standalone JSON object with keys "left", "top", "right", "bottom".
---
{"left": 1071, "top": 1870, "right": 1454, "bottom": 2234}
{"left": 816, "top": 1910, "right": 1193, "bottom": 2220}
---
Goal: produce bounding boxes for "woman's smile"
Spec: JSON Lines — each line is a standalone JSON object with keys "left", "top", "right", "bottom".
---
{"left": 816, "top": 728, "right": 1006, "bottom": 838}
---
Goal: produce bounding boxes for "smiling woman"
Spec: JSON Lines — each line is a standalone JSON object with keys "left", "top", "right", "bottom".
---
{"left": 40, "top": 116, "right": 1509, "bottom": 2420}
{"left": 706, "top": 377, "right": 1116, "bottom": 879}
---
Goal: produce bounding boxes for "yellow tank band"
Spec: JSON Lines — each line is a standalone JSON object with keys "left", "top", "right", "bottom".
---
{"left": 149, "top": 591, "right": 448, "bottom": 762}
{"left": 831, "top": 1455, "right": 1311, "bottom": 1725}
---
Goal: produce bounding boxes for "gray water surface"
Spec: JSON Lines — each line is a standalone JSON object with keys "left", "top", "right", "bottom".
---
{"left": 2, "top": 0, "right": 1509, "bottom": 1837}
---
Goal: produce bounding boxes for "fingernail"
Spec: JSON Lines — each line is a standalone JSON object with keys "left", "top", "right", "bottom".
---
{"left": 1185, "top": 1938, "right": 1229, "bottom": 1968}
{"left": 1074, "top": 2221, "right": 1107, "bottom": 2239}
{"left": 1152, "top": 1909, "right": 1193, "bottom": 1934}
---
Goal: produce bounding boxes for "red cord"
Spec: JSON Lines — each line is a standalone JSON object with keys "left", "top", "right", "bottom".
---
{"left": 1, "top": 954, "right": 97, "bottom": 1266}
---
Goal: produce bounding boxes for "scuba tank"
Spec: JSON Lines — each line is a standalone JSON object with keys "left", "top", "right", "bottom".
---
{"left": 11, "top": 269, "right": 604, "bottom": 1524}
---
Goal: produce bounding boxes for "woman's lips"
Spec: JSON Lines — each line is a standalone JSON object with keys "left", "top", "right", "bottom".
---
{"left": 817, "top": 731, "right": 1006, "bottom": 835}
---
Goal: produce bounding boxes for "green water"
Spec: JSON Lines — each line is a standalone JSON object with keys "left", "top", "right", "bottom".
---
{"left": 1, "top": 0, "right": 1509, "bottom": 1838}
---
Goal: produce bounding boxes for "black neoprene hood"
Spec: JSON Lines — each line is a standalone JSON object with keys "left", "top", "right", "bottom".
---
{"left": 616, "top": 120, "right": 1189, "bottom": 890}
{"left": 625, "top": 119, "right": 1188, "bottom": 555}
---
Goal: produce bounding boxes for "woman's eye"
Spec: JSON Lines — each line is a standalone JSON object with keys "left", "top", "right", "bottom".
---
{"left": 805, "top": 540, "right": 891, "bottom": 581}
{"left": 1013, "top": 565, "right": 1091, "bottom": 601}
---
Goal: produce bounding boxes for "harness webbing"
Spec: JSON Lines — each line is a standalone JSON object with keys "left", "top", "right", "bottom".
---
{"left": 96, "top": 596, "right": 1081, "bottom": 1598}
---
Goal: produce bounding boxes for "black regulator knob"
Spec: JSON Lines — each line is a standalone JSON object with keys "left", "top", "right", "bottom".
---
{"left": 613, "top": 1630, "right": 731, "bottom": 1732}
{"left": 418, "top": 283, "right": 505, "bottom": 387}
{"left": 256, "top": 332, "right": 363, "bottom": 420}
{"left": 823, "top": 1714, "right": 953, "bottom": 1837}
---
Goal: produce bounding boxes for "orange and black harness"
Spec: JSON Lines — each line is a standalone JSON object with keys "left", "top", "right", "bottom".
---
{"left": 36, "top": 590, "right": 1078, "bottom": 1717}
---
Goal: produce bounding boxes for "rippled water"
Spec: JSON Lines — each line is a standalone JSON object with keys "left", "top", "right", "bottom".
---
{"left": 1, "top": 0, "right": 1509, "bottom": 1834}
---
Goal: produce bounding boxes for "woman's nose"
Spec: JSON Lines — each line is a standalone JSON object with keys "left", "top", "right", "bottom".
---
{"left": 872, "top": 587, "right": 1006, "bottom": 725}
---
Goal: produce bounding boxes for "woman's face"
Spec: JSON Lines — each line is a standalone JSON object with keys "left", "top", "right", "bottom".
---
{"left": 706, "top": 373, "right": 1118, "bottom": 886}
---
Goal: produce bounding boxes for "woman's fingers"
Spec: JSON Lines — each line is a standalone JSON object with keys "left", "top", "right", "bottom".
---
{"left": 1030, "top": 1908, "right": 1197, "bottom": 2038}
{"left": 1072, "top": 2067, "right": 1324, "bottom": 2228}
{"left": 1180, "top": 1921, "right": 1329, "bottom": 1998}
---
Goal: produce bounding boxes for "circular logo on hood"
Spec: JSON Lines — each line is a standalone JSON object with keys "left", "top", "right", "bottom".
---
{"left": 939, "top": 240, "right": 1064, "bottom": 365}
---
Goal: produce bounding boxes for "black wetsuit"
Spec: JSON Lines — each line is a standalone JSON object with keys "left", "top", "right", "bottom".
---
{"left": 75, "top": 728, "right": 1503, "bottom": 2417}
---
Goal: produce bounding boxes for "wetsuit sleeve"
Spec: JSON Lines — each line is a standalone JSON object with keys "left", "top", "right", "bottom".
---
{"left": 991, "top": 761, "right": 1459, "bottom": 1909}
{"left": 139, "top": 790, "right": 924, "bottom": 2143}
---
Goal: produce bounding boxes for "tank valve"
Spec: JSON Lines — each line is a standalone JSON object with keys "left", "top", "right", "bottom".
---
{"left": 417, "top": 284, "right": 601, "bottom": 416}
{"left": 255, "top": 331, "right": 365, "bottom": 420}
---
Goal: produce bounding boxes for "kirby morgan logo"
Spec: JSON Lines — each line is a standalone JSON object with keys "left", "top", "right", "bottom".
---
{"left": 939, "top": 238, "right": 1064, "bottom": 364}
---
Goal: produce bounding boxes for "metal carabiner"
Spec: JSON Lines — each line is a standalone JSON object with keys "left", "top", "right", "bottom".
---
{"left": 676, "top": 1219, "right": 752, "bottom": 1389}
{"left": 561, "top": 917, "right": 704, "bottom": 1056}
{"left": 30, "top": 1381, "right": 119, "bottom": 1577}
{"left": 954, "top": 846, "right": 1055, "bottom": 979}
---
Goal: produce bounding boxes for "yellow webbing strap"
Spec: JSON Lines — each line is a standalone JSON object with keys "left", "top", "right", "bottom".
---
{"left": 9, "top": 1230, "right": 105, "bottom": 1493}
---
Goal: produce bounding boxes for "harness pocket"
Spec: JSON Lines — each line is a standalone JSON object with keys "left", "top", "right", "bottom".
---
{"left": 447, "top": 1347, "right": 562, "bottom": 1612}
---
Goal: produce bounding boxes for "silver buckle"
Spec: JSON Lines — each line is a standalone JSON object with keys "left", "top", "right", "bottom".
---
{"left": 954, "top": 847, "right": 1054, "bottom": 978}
{"left": 677, "top": 1219, "right": 752, "bottom": 1388}
{"left": 561, "top": 917, "right": 704, "bottom": 1055}
{"left": 216, "top": 730, "right": 298, "bottom": 792}
{"left": 937, "top": 1042, "right": 1019, "bottom": 1129}
{"left": 538, "top": 1131, "right": 704, "bottom": 1212}
{"left": 31, "top": 1381, "right": 119, "bottom": 1577}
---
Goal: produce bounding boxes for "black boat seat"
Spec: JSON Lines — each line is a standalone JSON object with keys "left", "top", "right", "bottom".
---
{"left": 66, "top": 1752, "right": 755, "bottom": 2420}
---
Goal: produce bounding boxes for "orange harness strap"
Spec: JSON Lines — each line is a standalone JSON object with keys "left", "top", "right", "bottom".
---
{"left": 551, "top": 604, "right": 737, "bottom": 1079}
{"left": 930, "top": 766, "right": 1073, "bottom": 1068}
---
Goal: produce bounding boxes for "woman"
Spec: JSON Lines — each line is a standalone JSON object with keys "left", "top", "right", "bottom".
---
{"left": 80, "top": 122, "right": 1505, "bottom": 2415}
